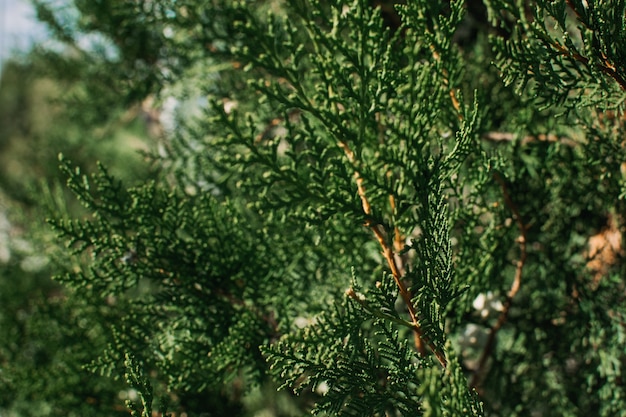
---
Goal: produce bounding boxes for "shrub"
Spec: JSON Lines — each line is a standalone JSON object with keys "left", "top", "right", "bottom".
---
{"left": 3, "top": 0, "right": 626, "bottom": 415}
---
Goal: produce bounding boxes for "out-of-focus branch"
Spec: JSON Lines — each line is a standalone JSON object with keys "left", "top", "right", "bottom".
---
{"left": 471, "top": 172, "right": 527, "bottom": 390}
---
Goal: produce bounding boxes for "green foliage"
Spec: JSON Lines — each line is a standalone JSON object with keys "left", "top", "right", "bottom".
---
{"left": 0, "top": 219, "right": 128, "bottom": 417}
{"left": 486, "top": 0, "right": 626, "bottom": 109}
{"left": 0, "top": 51, "right": 152, "bottom": 415}
{"left": 124, "top": 353, "right": 173, "bottom": 417}
{"left": 264, "top": 274, "right": 482, "bottom": 416}
{"left": 50, "top": 156, "right": 278, "bottom": 391}
{"left": 2, "top": 0, "right": 626, "bottom": 416}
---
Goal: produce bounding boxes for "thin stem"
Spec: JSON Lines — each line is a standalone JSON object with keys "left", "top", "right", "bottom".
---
{"left": 346, "top": 287, "right": 415, "bottom": 329}
{"left": 430, "top": 47, "right": 462, "bottom": 117}
{"left": 338, "top": 139, "right": 447, "bottom": 368}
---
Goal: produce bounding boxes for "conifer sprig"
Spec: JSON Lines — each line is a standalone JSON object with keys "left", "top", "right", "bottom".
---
{"left": 23, "top": 0, "right": 626, "bottom": 415}
{"left": 486, "top": 0, "right": 626, "bottom": 109}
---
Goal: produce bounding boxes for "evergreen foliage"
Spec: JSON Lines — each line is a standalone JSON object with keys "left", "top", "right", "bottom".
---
{"left": 1, "top": 0, "right": 626, "bottom": 416}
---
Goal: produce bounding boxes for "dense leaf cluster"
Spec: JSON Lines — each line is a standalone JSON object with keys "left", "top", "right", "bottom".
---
{"left": 1, "top": 0, "right": 626, "bottom": 416}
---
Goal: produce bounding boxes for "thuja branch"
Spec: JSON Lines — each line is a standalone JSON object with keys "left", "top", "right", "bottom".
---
{"left": 339, "top": 139, "right": 448, "bottom": 368}
{"left": 549, "top": 38, "right": 626, "bottom": 92}
{"left": 541, "top": 0, "right": 626, "bottom": 91}
{"left": 471, "top": 172, "right": 527, "bottom": 390}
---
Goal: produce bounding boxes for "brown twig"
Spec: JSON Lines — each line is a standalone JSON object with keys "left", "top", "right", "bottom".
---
{"left": 470, "top": 172, "right": 527, "bottom": 390}
{"left": 338, "top": 139, "right": 447, "bottom": 368}
{"left": 388, "top": 186, "right": 406, "bottom": 275}
{"left": 430, "top": 48, "right": 463, "bottom": 117}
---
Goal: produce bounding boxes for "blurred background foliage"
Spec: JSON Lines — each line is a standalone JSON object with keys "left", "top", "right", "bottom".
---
{"left": 0, "top": 2, "right": 157, "bottom": 415}
{"left": 0, "top": 1, "right": 301, "bottom": 415}
{"left": 0, "top": 0, "right": 625, "bottom": 416}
